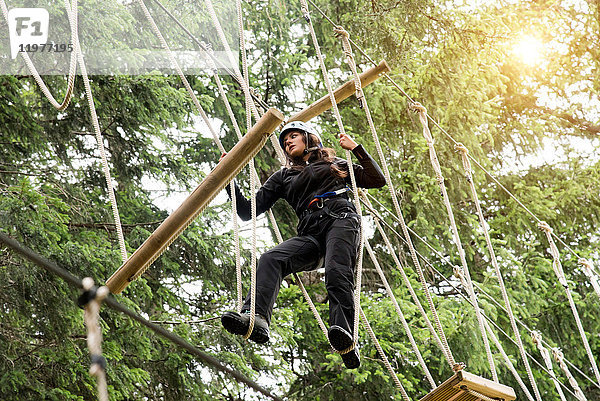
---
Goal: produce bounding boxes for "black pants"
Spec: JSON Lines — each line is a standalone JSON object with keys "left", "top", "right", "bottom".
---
{"left": 241, "top": 206, "right": 360, "bottom": 334}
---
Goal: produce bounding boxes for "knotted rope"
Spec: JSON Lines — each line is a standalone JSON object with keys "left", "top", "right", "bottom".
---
{"left": 456, "top": 142, "right": 541, "bottom": 399}
{"left": 411, "top": 102, "right": 497, "bottom": 381}
{"left": 79, "top": 278, "right": 110, "bottom": 401}
{"left": 538, "top": 221, "right": 600, "bottom": 383}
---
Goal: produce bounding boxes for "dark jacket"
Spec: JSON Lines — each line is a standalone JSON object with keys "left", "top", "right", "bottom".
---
{"left": 229, "top": 144, "right": 385, "bottom": 221}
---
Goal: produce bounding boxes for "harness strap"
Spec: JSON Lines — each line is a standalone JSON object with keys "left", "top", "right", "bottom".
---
{"left": 307, "top": 187, "right": 350, "bottom": 209}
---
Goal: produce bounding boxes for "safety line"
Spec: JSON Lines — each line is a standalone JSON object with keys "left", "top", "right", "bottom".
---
{"left": 0, "top": 232, "right": 283, "bottom": 401}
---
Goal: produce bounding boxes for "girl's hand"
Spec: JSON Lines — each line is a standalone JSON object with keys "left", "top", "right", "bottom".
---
{"left": 339, "top": 133, "right": 358, "bottom": 151}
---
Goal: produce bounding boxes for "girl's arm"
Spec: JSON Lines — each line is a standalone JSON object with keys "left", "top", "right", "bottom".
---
{"left": 338, "top": 133, "right": 386, "bottom": 189}
{"left": 226, "top": 171, "right": 284, "bottom": 221}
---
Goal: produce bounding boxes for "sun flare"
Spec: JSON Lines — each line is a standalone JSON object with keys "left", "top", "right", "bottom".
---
{"left": 513, "top": 35, "right": 544, "bottom": 66}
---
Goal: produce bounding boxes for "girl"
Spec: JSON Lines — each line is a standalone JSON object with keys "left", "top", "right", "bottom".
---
{"left": 221, "top": 121, "right": 386, "bottom": 369}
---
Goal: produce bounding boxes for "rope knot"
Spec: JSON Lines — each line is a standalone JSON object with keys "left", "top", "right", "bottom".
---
{"left": 452, "top": 362, "right": 466, "bottom": 372}
{"left": 78, "top": 277, "right": 109, "bottom": 308}
{"left": 409, "top": 101, "right": 427, "bottom": 115}
{"left": 537, "top": 221, "right": 552, "bottom": 234}
{"left": 578, "top": 258, "right": 591, "bottom": 270}
{"left": 531, "top": 330, "right": 542, "bottom": 345}
{"left": 454, "top": 143, "right": 468, "bottom": 155}
{"left": 333, "top": 26, "right": 349, "bottom": 38}
{"left": 551, "top": 347, "right": 564, "bottom": 362}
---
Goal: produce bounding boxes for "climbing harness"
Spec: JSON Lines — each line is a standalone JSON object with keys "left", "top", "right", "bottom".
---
{"left": 306, "top": 187, "right": 351, "bottom": 210}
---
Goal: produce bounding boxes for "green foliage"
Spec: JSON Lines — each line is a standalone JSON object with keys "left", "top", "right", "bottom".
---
{"left": 2, "top": 0, "right": 600, "bottom": 400}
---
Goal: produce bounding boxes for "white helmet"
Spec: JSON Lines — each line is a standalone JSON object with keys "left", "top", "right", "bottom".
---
{"left": 279, "top": 121, "right": 323, "bottom": 151}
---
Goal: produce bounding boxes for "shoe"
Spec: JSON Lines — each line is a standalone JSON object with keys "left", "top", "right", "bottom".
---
{"left": 221, "top": 311, "right": 270, "bottom": 344}
{"left": 328, "top": 325, "right": 360, "bottom": 369}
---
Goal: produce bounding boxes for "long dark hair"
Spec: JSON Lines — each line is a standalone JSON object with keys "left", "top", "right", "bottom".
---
{"left": 285, "top": 133, "right": 348, "bottom": 179}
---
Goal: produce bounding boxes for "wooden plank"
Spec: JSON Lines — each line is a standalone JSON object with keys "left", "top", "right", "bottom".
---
{"left": 287, "top": 60, "right": 390, "bottom": 123}
{"left": 106, "top": 107, "right": 285, "bottom": 294}
{"left": 458, "top": 371, "right": 516, "bottom": 400}
{"left": 419, "top": 371, "right": 516, "bottom": 401}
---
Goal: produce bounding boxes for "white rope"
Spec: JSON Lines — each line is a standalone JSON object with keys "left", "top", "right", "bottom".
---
{"left": 236, "top": 0, "right": 258, "bottom": 340}
{"left": 365, "top": 241, "right": 436, "bottom": 388}
{"left": 456, "top": 143, "right": 541, "bottom": 398}
{"left": 359, "top": 306, "right": 410, "bottom": 400}
{"left": 532, "top": 331, "right": 568, "bottom": 401}
{"left": 0, "top": 0, "right": 78, "bottom": 111}
{"left": 329, "top": 25, "right": 458, "bottom": 369}
{"left": 81, "top": 278, "right": 110, "bottom": 401}
{"left": 579, "top": 258, "right": 600, "bottom": 299}
{"left": 552, "top": 348, "right": 588, "bottom": 401}
{"left": 368, "top": 189, "right": 600, "bottom": 393}
{"left": 538, "top": 221, "right": 600, "bottom": 384}
{"left": 411, "top": 102, "right": 496, "bottom": 381}
{"left": 483, "top": 319, "right": 536, "bottom": 401}
{"left": 360, "top": 195, "right": 449, "bottom": 362}
{"left": 299, "top": 0, "right": 364, "bottom": 346}
{"left": 203, "top": 0, "right": 286, "bottom": 164}
{"left": 135, "top": 0, "right": 226, "bottom": 155}
{"left": 1, "top": 0, "right": 128, "bottom": 262}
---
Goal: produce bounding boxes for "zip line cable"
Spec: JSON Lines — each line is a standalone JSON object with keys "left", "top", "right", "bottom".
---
{"left": 0, "top": 232, "right": 283, "bottom": 401}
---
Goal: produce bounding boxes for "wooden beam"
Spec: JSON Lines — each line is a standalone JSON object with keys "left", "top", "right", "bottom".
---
{"left": 419, "top": 371, "right": 516, "bottom": 401}
{"left": 106, "top": 108, "right": 285, "bottom": 294}
{"left": 287, "top": 60, "right": 390, "bottom": 123}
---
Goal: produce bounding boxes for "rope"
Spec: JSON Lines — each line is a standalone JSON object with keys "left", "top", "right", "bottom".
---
{"left": 0, "top": 0, "right": 128, "bottom": 262}
{"left": 579, "top": 258, "right": 600, "bottom": 299}
{"left": 231, "top": 181, "right": 243, "bottom": 310}
{"left": 552, "top": 348, "right": 588, "bottom": 401}
{"left": 331, "top": 26, "right": 458, "bottom": 369}
{"left": 70, "top": 6, "right": 128, "bottom": 263}
{"left": 299, "top": 0, "right": 364, "bottom": 347}
{"left": 148, "top": 0, "right": 272, "bottom": 112}
{"left": 532, "top": 331, "right": 568, "bottom": 401}
{"left": 203, "top": 0, "right": 286, "bottom": 164}
{"left": 136, "top": 0, "right": 225, "bottom": 154}
{"left": 365, "top": 241, "right": 436, "bottom": 388}
{"left": 360, "top": 194, "right": 449, "bottom": 366}
{"left": 0, "top": 0, "right": 78, "bottom": 111}
{"left": 236, "top": 0, "right": 258, "bottom": 340}
{"left": 411, "top": 102, "right": 497, "bottom": 381}
{"left": 0, "top": 232, "right": 283, "bottom": 401}
{"left": 456, "top": 143, "right": 541, "bottom": 399}
{"left": 79, "top": 278, "right": 110, "bottom": 401}
{"left": 465, "top": 388, "right": 499, "bottom": 401}
{"left": 365, "top": 189, "right": 600, "bottom": 388}
{"left": 365, "top": 194, "right": 599, "bottom": 396}
{"left": 483, "top": 320, "right": 536, "bottom": 401}
{"left": 359, "top": 307, "right": 410, "bottom": 400}
{"left": 304, "top": 0, "right": 600, "bottom": 282}
{"left": 538, "top": 222, "right": 600, "bottom": 384}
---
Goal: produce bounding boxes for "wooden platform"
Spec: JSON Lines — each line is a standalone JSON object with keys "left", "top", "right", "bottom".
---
{"left": 419, "top": 371, "right": 516, "bottom": 401}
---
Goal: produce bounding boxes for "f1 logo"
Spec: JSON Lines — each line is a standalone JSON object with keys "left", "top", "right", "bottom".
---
{"left": 8, "top": 8, "right": 49, "bottom": 59}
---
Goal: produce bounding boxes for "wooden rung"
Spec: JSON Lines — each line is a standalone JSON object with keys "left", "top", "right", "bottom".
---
{"left": 105, "top": 107, "right": 285, "bottom": 294}
{"left": 419, "top": 371, "right": 516, "bottom": 401}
